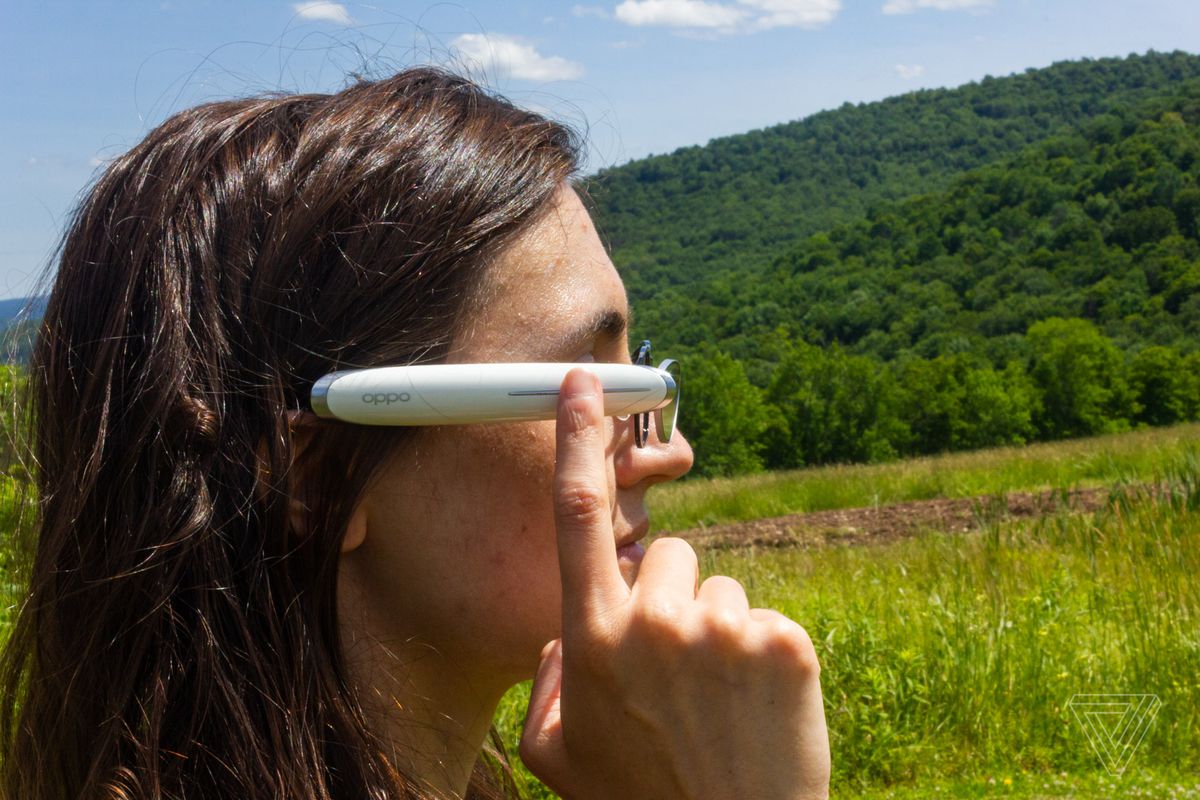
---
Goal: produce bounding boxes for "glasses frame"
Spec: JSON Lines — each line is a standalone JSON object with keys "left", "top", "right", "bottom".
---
{"left": 632, "top": 340, "right": 680, "bottom": 448}
{"left": 301, "top": 341, "right": 679, "bottom": 445}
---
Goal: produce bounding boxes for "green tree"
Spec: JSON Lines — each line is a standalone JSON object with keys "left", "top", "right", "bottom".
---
{"left": 955, "top": 360, "right": 1039, "bottom": 449}
{"left": 1181, "top": 352, "right": 1200, "bottom": 420}
{"left": 1129, "top": 346, "right": 1190, "bottom": 425}
{"left": 893, "top": 355, "right": 1038, "bottom": 454}
{"left": 1173, "top": 186, "right": 1200, "bottom": 239}
{"left": 1110, "top": 206, "right": 1177, "bottom": 251}
{"left": 766, "top": 341, "right": 904, "bottom": 467}
{"left": 892, "top": 357, "right": 963, "bottom": 454}
{"left": 1026, "top": 318, "right": 1137, "bottom": 437}
{"left": 677, "top": 346, "right": 776, "bottom": 478}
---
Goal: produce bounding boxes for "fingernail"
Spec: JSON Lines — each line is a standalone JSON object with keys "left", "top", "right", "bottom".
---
{"left": 563, "top": 367, "right": 600, "bottom": 398}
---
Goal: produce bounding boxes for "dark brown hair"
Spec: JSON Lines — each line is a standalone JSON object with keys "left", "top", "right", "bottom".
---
{"left": 0, "top": 66, "right": 582, "bottom": 799}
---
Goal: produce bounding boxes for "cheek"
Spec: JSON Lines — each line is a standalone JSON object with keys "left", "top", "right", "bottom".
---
{"left": 476, "top": 422, "right": 556, "bottom": 494}
{"left": 361, "top": 416, "right": 619, "bottom": 668}
{"left": 460, "top": 414, "right": 618, "bottom": 543}
{"left": 446, "top": 423, "right": 568, "bottom": 664}
{"left": 461, "top": 422, "right": 558, "bottom": 554}
{"left": 454, "top": 416, "right": 619, "bottom": 603}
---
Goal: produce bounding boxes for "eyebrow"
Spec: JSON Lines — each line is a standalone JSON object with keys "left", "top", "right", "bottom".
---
{"left": 563, "top": 307, "right": 631, "bottom": 355}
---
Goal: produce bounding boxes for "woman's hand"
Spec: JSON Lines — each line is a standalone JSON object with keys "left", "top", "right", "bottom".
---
{"left": 520, "top": 368, "right": 830, "bottom": 800}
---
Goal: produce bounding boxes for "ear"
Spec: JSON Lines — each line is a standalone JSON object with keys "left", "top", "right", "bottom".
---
{"left": 283, "top": 420, "right": 317, "bottom": 539}
{"left": 253, "top": 425, "right": 314, "bottom": 535}
{"left": 341, "top": 501, "right": 368, "bottom": 553}
{"left": 256, "top": 413, "right": 369, "bottom": 554}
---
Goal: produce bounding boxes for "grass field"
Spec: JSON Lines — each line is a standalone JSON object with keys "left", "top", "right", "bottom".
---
{"left": 647, "top": 421, "right": 1200, "bottom": 532}
{"left": 2, "top": 423, "right": 1198, "bottom": 798}
{"left": 494, "top": 424, "right": 1200, "bottom": 798}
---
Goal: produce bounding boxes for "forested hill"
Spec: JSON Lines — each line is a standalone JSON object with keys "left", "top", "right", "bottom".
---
{"left": 638, "top": 78, "right": 1200, "bottom": 366}
{"left": 620, "top": 75, "right": 1200, "bottom": 478}
{"left": 586, "top": 50, "right": 1200, "bottom": 302}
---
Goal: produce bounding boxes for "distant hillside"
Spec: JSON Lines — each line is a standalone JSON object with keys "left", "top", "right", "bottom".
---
{"left": 0, "top": 295, "right": 45, "bottom": 367}
{"left": 0, "top": 295, "right": 46, "bottom": 328}
{"left": 631, "top": 79, "right": 1200, "bottom": 476}
{"left": 638, "top": 79, "right": 1200, "bottom": 364}
{"left": 586, "top": 50, "right": 1200, "bottom": 304}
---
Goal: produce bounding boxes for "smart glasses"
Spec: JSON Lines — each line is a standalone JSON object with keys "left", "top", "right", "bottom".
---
{"left": 309, "top": 340, "right": 679, "bottom": 448}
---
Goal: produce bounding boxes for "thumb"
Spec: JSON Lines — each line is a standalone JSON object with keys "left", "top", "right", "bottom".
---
{"left": 519, "top": 639, "right": 568, "bottom": 788}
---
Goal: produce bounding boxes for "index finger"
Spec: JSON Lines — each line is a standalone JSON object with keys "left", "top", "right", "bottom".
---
{"left": 554, "top": 367, "right": 630, "bottom": 631}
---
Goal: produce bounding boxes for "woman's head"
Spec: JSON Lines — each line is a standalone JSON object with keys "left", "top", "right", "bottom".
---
{"left": 334, "top": 181, "right": 694, "bottom": 696}
{"left": 0, "top": 66, "right": 689, "bottom": 800}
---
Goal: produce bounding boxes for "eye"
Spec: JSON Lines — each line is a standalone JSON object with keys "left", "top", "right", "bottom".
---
{"left": 572, "top": 335, "right": 628, "bottom": 364}
{"left": 581, "top": 345, "right": 625, "bottom": 364}
{"left": 574, "top": 343, "right": 613, "bottom": 363}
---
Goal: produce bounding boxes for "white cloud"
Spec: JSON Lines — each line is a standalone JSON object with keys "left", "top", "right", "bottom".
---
{"left": 882, "top": 0, "right": 992, "bottom": 14}
{"left": 572, "top": 4, "right": 609, "bottom": 17}
{"left": 615, "top": 0, "right": 747, "bottom": 28}
{"left": 614, "top": 0, "right": 840, "bottom": 32}
{"left": 449, "top": 34, "right": 585, "bottom": 81}
{"left": 26, "top": 157, "right": 36, "bottom": 166}
{"left": 739, "top": 0, "right": 841, "bottom": 30}
{"left": 293, "top": 2, "right": 353, "bottom": 25}
{"left": 894, "top": 63, "right": 925, "bottom": 78}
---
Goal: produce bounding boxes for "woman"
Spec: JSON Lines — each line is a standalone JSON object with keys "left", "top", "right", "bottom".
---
{"left": 0, "top": 67, "right": 829, "bottom": 799}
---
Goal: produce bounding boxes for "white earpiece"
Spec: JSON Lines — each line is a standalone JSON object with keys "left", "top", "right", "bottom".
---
{"left": 310, "top": 363, "right": 677, "bottom": 426}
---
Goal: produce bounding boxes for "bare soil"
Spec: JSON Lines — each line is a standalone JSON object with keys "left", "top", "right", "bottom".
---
{"left": 664, "top": 486, "right": 1122, "bottom": 550}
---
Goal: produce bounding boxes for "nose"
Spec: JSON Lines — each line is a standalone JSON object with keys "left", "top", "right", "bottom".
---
{"left": 614, "top": 415, "right": 694, "bottom": 489}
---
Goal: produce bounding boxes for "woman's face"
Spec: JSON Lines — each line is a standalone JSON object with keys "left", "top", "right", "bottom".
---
{"left": 337, "top": 183, "right": 694, "bottom": 688}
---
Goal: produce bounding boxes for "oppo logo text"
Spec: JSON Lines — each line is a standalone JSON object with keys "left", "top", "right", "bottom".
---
{"left": 362, "top": 392, "right": 411, "bottom": 404}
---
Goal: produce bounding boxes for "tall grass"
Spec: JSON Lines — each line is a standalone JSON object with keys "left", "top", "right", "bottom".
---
{"left": 743, "top": 463, "right": 1200, "bottom": 792}
{"left": 2, "top": 385, "right": 1196, "bottom": 797}
{"left": 649, "top": 422, "right": 1200, "bottom": 531}
{"left": 496, "top": 449, "right": 1200, "bottom": 798}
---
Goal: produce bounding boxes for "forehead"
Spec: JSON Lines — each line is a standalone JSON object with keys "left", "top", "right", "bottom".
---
{"left": 452, "top": 185, "right": 628, "bottom": 361}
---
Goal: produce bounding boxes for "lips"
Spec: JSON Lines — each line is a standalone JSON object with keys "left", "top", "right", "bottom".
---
{"left": 615, "top": 517, "right": 650, "bottom": 550}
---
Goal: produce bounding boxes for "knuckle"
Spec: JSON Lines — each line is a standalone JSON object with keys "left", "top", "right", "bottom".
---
{"left": 700, "top": 574, "right": 745, "bottom": 596}
{"left": 555, "top": 483, "right": 608, "bottom": 523}
{"left": 702, "top": 606, "right": 746, "bottom": 642}
{"left": 759, "top": 615, "right": 820, "bottom": 674}
{"left": 630, "top": 598, "right": 687, "bottom": 639}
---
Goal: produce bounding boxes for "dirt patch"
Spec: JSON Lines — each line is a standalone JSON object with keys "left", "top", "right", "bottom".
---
{"left": 664, "top": 486, "right": 1121, "bottom": 550}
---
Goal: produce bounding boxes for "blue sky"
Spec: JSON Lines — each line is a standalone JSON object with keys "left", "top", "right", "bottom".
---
{"left": 3, "top": 0, "right": 1199, "bottom": 300}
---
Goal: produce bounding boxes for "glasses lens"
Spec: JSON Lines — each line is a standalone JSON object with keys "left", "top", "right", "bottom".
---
{"left": 654, "top": 358, "right": 679, "bottom": 444}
